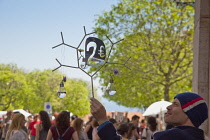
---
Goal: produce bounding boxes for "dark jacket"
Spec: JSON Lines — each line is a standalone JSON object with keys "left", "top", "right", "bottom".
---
{"left": 153, "top": 126, "right": 205, "bottom": 140}
{"left": 97, "top": 121, "right": 121, "bottom": 140}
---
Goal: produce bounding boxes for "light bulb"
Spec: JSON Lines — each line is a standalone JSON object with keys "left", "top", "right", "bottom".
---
{"left": 57, "top": 82, "right": 66, "bottom": 98}
{"left": 106, "top": 79, "right": 116, "bottom": 95}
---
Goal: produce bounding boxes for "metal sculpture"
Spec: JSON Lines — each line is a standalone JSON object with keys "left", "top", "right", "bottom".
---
{"left": 52, "top": 26, "right": 130, "bottom": 98}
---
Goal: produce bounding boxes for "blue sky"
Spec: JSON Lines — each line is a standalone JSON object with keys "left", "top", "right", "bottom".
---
{"left": 0, "top": 0, "right": 141, "bottom": 112}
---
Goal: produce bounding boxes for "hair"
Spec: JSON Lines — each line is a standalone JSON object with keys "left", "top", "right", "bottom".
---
{"left": 147, "top": 116, "right": 157, "bottom": 132}
{"left": 131, "top": 115, "right": 140, "bottom": 121}
{"left": 72, "top": 118, "right": 84, "bottom": 137}
{"left": 117, "top": 123, "right": 129, "bottom": 136}
{"left": 71, "top": 115, "right": 78, "bottom": 121}
{"left": 56, "top": 111, "right": 70, "bottom": 131}
{"left": 39, "top": 111, "right": 52, "bottom": 131}
{"left": 109, "top": 118, "right": 117, "bottom": 124}
{"left": 127, "top": 123, "right": 136, "bottom": 139}
{"left": 6, "top": 113, "right": 25, "bottom": 139}
{"left": 117, "top": 123, "right": 136, "bottom": 139}
{"left": 141, "top": 119, "right": 145, "bottom": 124}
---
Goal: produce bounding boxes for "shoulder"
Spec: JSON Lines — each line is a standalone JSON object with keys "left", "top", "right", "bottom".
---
{"left": 153, "top": 127, "right": 201, "bottom": 140}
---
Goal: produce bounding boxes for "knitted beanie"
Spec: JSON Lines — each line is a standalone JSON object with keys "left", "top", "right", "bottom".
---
{"left": 174, "top": 92, "right": 208, "bottom": 128}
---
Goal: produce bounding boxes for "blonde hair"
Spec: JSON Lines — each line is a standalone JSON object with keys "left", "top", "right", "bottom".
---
{"left": 6, "top": 113, "right": 25, "bottom": 139}
{"left": 72, "top": 118, "right": 84, "bottom": 137}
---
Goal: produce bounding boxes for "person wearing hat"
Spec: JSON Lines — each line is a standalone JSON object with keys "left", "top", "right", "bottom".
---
{"left": 90, "top": 92, "right": 208, "bottom": 140}
{"left": 153, "top": 92, "right": 208, "bottom": 140}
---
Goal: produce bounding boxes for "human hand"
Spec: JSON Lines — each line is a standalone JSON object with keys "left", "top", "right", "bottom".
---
{"left": 90, "top": 97, "right": 108, "bottom": 125}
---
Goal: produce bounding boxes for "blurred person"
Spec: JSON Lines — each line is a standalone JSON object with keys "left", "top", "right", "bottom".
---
{"left": 84, "top": 115, "right": 94, "bottom": 140}
{"left": 51, "top": 112, "right": 59, "bottom": 126}
{"left": 141, "top": 116, "right": 158, "bottom": 140}
{"left": 28, "top": 113, "right": 40, "bottom": 140}
{"left": 109, "top": 118, "right": 117, "bottom": 129}
{"left": 70, "top": 115, "right": 78, "bottom": 126}
{"left": 1, "top": 109, "right": 13, "bottom": 140}
{"left": 131, "top": 115, "right": 140, "bottom": 140}
{"left": 91, "top": 118, "right": 100, "bottom": 140}
{"left": 139, "top": 119, "right": 146, "bottom": 139}
{"left": 25, "top": 115, "right": 33, "bottom": 129}
{"left": 5, "top": 113, "right": 27, "bottom": 140}
{"left": 35, "top": 111, "right": 51, "bottom": 140}
{"left": 117, "top": 123, "right": 137, "bottom": 140}
{"left": 72, "top": 118, "right": 88, "bottom": 140}
{"left": 46, "top": 111, "right": 78, "bottom": 140}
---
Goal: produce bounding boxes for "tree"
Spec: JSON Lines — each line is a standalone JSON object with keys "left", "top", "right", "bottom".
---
{"left": 0, "top": 64, "right": 29, "bottom": 110}
{"left": 0, "top": 64, "right": 92, "bottom": 116}
{"left": 92, "top": 0, "right": 194, "bottom": 107}
{"left": 26, "top": 69, "right": 91, "bottom": 116}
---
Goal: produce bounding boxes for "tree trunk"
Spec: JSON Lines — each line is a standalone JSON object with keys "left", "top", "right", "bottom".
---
{"left": 164, "top": 85, "right": 170, "bottom": 101}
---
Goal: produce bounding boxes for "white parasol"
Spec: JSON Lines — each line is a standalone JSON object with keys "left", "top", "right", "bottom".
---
{"left": 142, "top": 100, "right": 171, "bottom": 116}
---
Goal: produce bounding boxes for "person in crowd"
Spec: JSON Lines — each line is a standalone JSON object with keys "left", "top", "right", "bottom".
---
{"left": 84, "top": 115, "right": 94, "bottom": 140}
{"left": 130, "top": 115, "right": 140, "bottom": 140}
{"left": 141, "top": 116, "right": 158, "bottom": 140}
{"left": 46, "top": 111, "right": 78, "bottom": 140}
{"left": 5, "top": 113, "right": 28, "bottom": 140}
{"left": 139, "top": 119, "right": 146, "bottom": 139}
{"left": 25, "top": 115, "right": 33, "bottom": 130}
{"left": 109, "top": 118, "right": 117, "bottom": 129}
{"left": 91, "top": 118, "right": 100, "bottom": 140}
{"left": 72, "top": 118, "right": 88, "bottom": 140}
{"left": 35, "top": 111, "right": 51, "bottom": 140}
{"left": 51, "top": 112, "right": 59, "bottom": 126}
{"left": 1, "top": 109, "right": 13, "bottom": 140}
{"left": 153, "top": 92, "right": 208, "bottom": 140}
{"left": 117, "top": 123, "right": 137, "bottom": 140}
{"left": 70, "top": 115, "right": 78, "bottom": 126}
{"left": 28, "top": 113, "right": 40, "bottom": 140}
{"left": 90, "top": 92, "right": 208, "bottom": 140}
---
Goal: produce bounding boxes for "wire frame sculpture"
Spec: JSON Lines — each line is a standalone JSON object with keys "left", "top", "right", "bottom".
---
{"left": 52, "top": 26, "right": 130, "bottom": 98}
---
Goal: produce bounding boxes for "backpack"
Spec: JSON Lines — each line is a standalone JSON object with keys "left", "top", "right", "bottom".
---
{"left": 56, "top": 127, "right": 70, "bottom": 140}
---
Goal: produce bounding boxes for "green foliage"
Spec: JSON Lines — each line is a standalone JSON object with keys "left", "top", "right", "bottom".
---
{"left": 0, "top": 64, "right": 91, "bottom": 116}
{"left": 93, "top": 0, "right": 194, "bottom": 107}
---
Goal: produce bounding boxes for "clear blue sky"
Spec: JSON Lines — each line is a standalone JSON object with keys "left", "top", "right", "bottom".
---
{"left": 0, "top": 0, "right": 141, "bottom": 112}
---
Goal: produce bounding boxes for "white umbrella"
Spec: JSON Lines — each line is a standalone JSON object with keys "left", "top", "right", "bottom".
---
{"left": 142, "top": 100, "right": 171, "bottom": 116}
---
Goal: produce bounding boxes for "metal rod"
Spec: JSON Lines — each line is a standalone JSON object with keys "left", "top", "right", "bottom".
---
{"left": 64, "top": 43, "right": 77, "bottom": 49}
{"left": 52, "top": 43, "right": 63, "bottom": 49}
{"left": 91, "top": 76, "right": 94, "bottom": 98}
{"left": 61, "top": 32, "right": 64, "bottom": 43}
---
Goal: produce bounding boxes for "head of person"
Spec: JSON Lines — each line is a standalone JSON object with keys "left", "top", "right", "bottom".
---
{"left": 131, "top": 115, "right": 140, "bottom": 126}
{"left": 56, "top": 111, "right": 70, "bottom": 131}
{"left": 141, "top": 119, "right": 146, "bottom": 126}
{"left": 117, "top": 123, "right": 136, "bottom": 139}
{"left": 147, "top": 116, "right": 157, "bottom": 132}
{"left": 71, "top": 115, "right": 78, "bottom": 121}
{"left": 72, "top": 118, "right": 84, "bottom": 136}
{"left": 27, "top": 115, "right": 33, "bottom": 122}
{"left": 165, "top": 92, "right": 208, "bottom": 128}
{"left": 53, "top": 111, "right": 59, "bottom": 119}
{"left": 9, "top": 113, "right": 26, "bottom": 130}
{"left": 88, "top": 115, "right": 94, "bottom": 123}
{"left": 39, "top": 110, "right": 51, "bottom": 131}
{"left": 6, "top": 109, "right": 13, "bottom": 119}
{"left": 33, "top": 113, "right": 39, "bottom": 121}
{"left": 109, "top": 118, "right": 117, "bottom": 128}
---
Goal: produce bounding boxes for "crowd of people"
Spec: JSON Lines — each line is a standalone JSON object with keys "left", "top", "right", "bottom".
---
{"left": 0, "top": 92, "right": 208, "bottom": 140}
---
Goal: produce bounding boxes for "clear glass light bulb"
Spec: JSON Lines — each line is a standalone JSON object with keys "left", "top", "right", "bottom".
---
{"left": 106, "top": 79, "right": 116, "bottom": 95}
{"left": 57, "top": 82, "right": 66, "bottom": 98}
